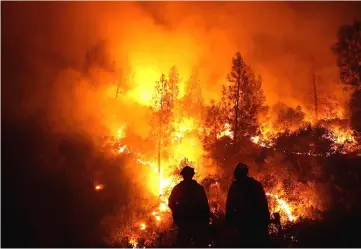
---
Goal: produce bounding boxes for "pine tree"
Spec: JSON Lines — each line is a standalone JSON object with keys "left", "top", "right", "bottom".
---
{"left": 183, "top": 68, "right": 203, "bottom": 117}
{"left": 222, "top": 52, "right": 266, "bottom": 143}
{"left": 332, "top": 21, "right": 361, "bottom": 136}
{"left": 168, "top": 66, "right": 180, "bottom": 104}
{"left": 332, "top": 20, "right": 361, "bottom": 89}
{"left": 152, "top": 74, "right": 174, "bottom": 126}
{"left": 151, "top": 73, "right": 175, "bottom": 188}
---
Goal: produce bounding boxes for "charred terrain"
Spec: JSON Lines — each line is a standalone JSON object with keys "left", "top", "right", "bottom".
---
{"left": 2, "top": 2, "right": 361, "bottom": 248}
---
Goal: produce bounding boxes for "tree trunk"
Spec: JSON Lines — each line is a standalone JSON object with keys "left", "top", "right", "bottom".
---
{"left": 312, "top": 58, "right": 319, "bottom": 121}
{"left": 234, "top": 64, "right": 241, "bottom": 145}
{"left": 157, "top": 75, "right": 166, "bottom": 198}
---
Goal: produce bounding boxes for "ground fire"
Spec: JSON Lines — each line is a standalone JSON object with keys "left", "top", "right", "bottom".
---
{"left": 2, "top": 2, "right": 361, "bottom": 248}
{"left": 99, "top": 103, "right": 359, "bottom": 247}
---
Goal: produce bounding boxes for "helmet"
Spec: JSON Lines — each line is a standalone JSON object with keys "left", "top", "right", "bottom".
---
{"left": 180, "top": 166, "right": 195, "bottom": 177}
{"left": 234, "top": 162, "right": 249, "bottom": 179}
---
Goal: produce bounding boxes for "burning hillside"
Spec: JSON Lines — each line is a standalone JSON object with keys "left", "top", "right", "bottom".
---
{"left": 2, "top": 2, "right": 361, "bottom": 248}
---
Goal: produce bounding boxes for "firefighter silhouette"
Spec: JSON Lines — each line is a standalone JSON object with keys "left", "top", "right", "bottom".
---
{"left": 168, "top": 166, "right": 210, "bottom": 247}
{"left": 226, "top": 162, "right": 270, "bottom": 247}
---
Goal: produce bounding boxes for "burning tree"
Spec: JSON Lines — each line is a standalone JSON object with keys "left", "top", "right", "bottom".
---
{"left": 202, "top": 100, "right": 228, "bottom": 164}
{"left": 168, "top": 66, "right": 180, "bottom": 105}
{"left": 332, "top": 20, "right": 361, "bottom": 142}
{"left": 222, "top": 52, "right": 266, "bottom": 144}
{"left": 183, "top": 68, "right": 203, "bottom": 117}
{"left": 167, "top": 66, "right": 183, "bottom": 125}
{"left": 151, "top": 73, "right": 177, "bottom": 188}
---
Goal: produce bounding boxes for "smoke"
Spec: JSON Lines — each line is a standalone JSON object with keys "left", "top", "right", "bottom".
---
{"left": 4, "top": 2, "right": 361, "bottom": 121}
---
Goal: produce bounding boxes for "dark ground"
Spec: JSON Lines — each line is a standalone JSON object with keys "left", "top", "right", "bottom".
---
{"left": 2, "top": 116, "right": 104, "bottom": 247}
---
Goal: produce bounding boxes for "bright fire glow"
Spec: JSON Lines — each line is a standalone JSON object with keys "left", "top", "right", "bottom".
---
{"left": 96, "top": 62, "right": 359, "bottom": 246}
{"left": 119, "top": 145, "right": 127, "bottom": 153}
{"left": 117, "top": 125, "right": 126, "bottom": 140}
{"left": 129, "top": 238, "right": 138, "bottom": 248}
{"left": 139, "top": 223, "right": 146, "bottom": 230}
{"left": 217, "top": 123, "right": 234, "bottom": 139}
{"left": 266, "top": 193, "right": 296, "bottom": 222}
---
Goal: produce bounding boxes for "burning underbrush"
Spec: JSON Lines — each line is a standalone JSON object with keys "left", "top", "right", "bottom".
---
{"left": 96, "top": 121, "right": 352, "bottom": 247}
{"left": 47, "top": 64, "right": 361, "bottom": 247}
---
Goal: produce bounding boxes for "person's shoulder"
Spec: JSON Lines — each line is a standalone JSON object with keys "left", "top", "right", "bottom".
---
{"left": 191, "top": 180, "right": 205, "bottom": 189}
{"left": 249, "top": 177, "right": 264, "bottom": 188}
{"left": 173, "top": 181, "right": 183, "bottom": 190}
{"left": 192, "top": 180, "right": 202, "bottom": 186}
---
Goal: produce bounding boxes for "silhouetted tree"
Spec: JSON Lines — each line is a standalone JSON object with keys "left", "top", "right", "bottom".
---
{"left": 350, "top": 89, "right": 361, "bottom": 141}
{"left": 332, "top": 20, "right": 361, "bottom": 88}
{"left": 222, "top": 52, "right": 266, "bottom": 143}
{"left": 332, "top": 21, "right": 361, "bottom": 139}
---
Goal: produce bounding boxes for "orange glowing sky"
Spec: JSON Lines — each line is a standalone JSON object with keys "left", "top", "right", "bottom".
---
{"left": 3, "top": 2, "right": 361, "bottom": 130}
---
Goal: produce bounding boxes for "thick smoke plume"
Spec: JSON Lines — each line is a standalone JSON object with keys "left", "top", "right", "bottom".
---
{"left": 4, "top": 2, "right": 361, "bottom": 119}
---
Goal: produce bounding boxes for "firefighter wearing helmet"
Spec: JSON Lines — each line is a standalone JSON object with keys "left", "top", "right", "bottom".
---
{"left": 226, "top": 162, "right": 270, "bottom": 247}
{"left": 168, "top": 166, "right": 210, "bottom": 247}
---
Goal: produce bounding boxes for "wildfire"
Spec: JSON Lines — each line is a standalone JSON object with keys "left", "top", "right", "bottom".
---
{"left": 250, "top": 135, "right": 273, "bottom": 148}
{"left": 323, "top": 126, "right": 360, "bottom": 153}
{"left": 109, "top": 122, "right": 313, "bottom": 243}
{"left": 101, "top": 92, "right": 359, "bottom": 247}
{"left": 172, "top": 117, "right": 196, "bottom": 141}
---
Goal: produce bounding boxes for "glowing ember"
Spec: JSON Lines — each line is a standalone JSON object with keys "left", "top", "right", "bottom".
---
{"left": 251, "top": 135, "right": 260, "bottom": 144}
{"left": 129, "top": 238, "right": 138, "bottom": 248}
{"left": 139, "top": 223, "right": 146, "bottom": 230}
{"left": 119, "top": 145, "right": 127, "bottom": 153}
{"left": 94, "top": 184, "right": 104, "bottom": 191}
